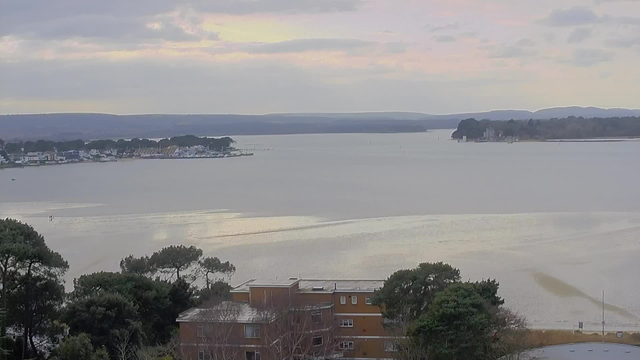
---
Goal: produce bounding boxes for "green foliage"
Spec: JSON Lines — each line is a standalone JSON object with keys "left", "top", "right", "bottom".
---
{"left": 58, "top": 333, "right": 94, "bottom": 360}
{"left": 8, "top": 274, "right": 66, "bottom": 356}
{"left": 373, "top": 262, "right": 460, "bottom": 320}
{"left": 196, "top": 281, "right": 233, "bottom": 305}
{"left": 169, "top": 278, "right": 195, "bottom": 322}
{"left": 149, "top": 245, "right": 203, "bottom": 280}
{"left": 472, "top": 279, "right": 504, "bottom": 307}
{"left": 1, "top": 220, "right": 235, "bottom": 360}
{"left": 64, "top": 293, "right": 141, "bottom": 354}
{"left": 199, "top": 257, "right": 235, "bottom": 290}
{"left": 377, "top": 262, "right": 526, "bottom": 360}
{"left": 110, "top": 248, "right": 234, "bottom": 345}
{"left": 67, "top": 270, "right": 200, "bottom": 353}
{"left": 452, "top": 116, "right": 640, "bottom": 140}
{"left": 71, "top": 272, "right": 175, "bottom": 344}
{"left": 119, "top": 255, "right": 153, "bottom": 276}
{"left": 3, "top": 135, "right": 235, "bottom": 154}
{"left": 408, "top": 283, "right": 493, "bottom": 360}
{"left": 93, "top": 346, "right": 110, "bottom": 360}
{"left": 0, "top": 219, "right": 68, "bottom": 358}
{"left": 452, "top": 118, "right": 486, "bottom": 139}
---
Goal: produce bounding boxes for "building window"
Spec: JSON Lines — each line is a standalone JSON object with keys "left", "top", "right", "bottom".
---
{"left": 197, "top": 324, "right": 204, "bottom": 337}
{"left": 246, "top": 351, "right": 261, "bottom": 360}
{"left": 244, "top": 325, "right": 260, "bottom": 338}
{"left": 311, "top": 311, "right": 322, "bottom": 324}
{"left": 198, "top": 349, "right": 212, "bottom": 360}
{"left": 339, "top": 341, "right": 354, "bottom": 350}
{"left": 312, "top": 336, "right": 324, "bottom": 347}
{"left": 340, "top": 296, "right": 346, "bottom": 305}
{"left": 384, "top": 341, "right": 399, "bottom": 352}
{"left": 340, "top": 319, "right": 354, "bottom": 328}
{"left": 365, "top": 297, "right": 373, "bottom": 305}
{"left": 351, "top": 296, "right": 357, "bottom": 305}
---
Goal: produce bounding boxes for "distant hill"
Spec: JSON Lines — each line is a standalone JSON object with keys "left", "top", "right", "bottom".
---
{"left": 422, "top": 107, "right": 640, "bottom": 121}
{"left": 0, "top": 113, "right": 432, "bottom": 141}
{"left": 275, "top": 107, "right": 640, "bottom": 121}
{"left": 272, "top": 112, "right": 431, "bottom": 121}
{"left": 1, "top": 107, "right": 639, "bottom": 140}
{"left": 424, "top": 110, "right": 535, "bottom": 121}
{"left": 532, "top": 107, "right": 640, "bottom": 119}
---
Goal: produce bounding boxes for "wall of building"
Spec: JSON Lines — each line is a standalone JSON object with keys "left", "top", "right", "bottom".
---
{"left": 180, "top": 322, "right": 265, "bottom": 345}
{"left": 332, "top": 291, "right": 395, "bottom": 359}
{"left": 249, "top": 286, "right": 295, "bottom": 307}
{"left": 232, "top": 292, "right": 250, "bottom": 302}
{"left": 182, "top": 286, "right": 397, "bottom": 360}
{"left": 340, "top": 338, "right": 395, "bottom": 359}
{"left": 333, "top": 292, "right": 380, "bottom": 314}
{"left": 180, "top": 321, "right": 270, "bottom": 360}
{"left": 297, "top": 292, "right": 333, "bottom": 305}
{"left": 336, "top": 315, "right": 385, "bottom": 337}
{"left": 181, "top": 343, "right": 264, "bottom": 360}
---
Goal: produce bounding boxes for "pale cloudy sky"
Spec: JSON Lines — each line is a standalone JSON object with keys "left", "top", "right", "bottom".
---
{"left": 1, "top": 0, "right": 639, "bottom": 115}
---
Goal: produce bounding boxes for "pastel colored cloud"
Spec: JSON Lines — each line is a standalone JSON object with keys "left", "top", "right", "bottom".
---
{"left": 1, "top": 0, "right": 640, "bottom": 114}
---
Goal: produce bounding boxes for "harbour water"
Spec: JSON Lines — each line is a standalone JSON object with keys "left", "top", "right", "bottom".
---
{"left": 1, "top": 129, "right": 640, "bottom": 331}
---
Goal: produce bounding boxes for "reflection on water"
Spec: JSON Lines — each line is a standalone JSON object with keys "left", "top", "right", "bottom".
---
{"left": 1, "top": 201, "right": 639, "bottom": 332}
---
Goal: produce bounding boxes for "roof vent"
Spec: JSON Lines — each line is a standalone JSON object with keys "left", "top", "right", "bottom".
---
{"left": 312, "top": 286, "right": 324, "bottom": 291}
{"left": 289, "top": 277, "right": 298, "bottom": 280}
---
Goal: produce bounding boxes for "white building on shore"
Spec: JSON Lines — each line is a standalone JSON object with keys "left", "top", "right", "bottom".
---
{"left": 23, "top": 152, "right": 45, "bottom": 163}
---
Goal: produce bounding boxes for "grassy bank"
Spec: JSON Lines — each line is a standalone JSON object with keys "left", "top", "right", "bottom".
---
{"left": 523, "top": 330, "right": 640, "bottom": 347}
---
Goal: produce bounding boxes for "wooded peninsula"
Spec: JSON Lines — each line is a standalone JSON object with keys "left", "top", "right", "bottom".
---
{"left": 452, "top": 116, "right": 640, "bottom": 141}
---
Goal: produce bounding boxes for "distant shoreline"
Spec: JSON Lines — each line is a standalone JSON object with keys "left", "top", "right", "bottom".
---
{"left": 541, "top": 138, "right": 640, "bottom": 143}
{"left": 459, "top": 137, "right": 640, "bottom": 143}
{"left": 0, "top": 154, "right": 254, "bottom": 170}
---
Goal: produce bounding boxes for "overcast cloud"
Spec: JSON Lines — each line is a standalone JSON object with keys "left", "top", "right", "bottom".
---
{"left": 1, "top": 0, "right": 639, "bottom": 114}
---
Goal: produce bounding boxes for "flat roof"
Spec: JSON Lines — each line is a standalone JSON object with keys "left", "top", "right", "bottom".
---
{"left": 231, "top": 278, "right": 384, "bottom": 293}
{"left": 299, "top": 280, "right": 384, "bottom": 292}
{"left": 521, "top": 343, "right": 638, "bottom": 360}
{"left": 247, "top": 278, "right": 300, "bottom": 287}
{"left": 177, "top": 302, "right": 267, "bottom": 323}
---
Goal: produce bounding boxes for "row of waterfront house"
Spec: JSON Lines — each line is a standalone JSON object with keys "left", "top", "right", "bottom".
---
{"left": 1, "top": 145, "right": 251, "bottom": 166}
{"left": 4, "top": 149, "right": 118, "bottom": 165}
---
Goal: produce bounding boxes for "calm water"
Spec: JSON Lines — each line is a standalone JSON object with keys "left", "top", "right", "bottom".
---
{"left": 1, "top": 130, "right": 640, "bottom": 331}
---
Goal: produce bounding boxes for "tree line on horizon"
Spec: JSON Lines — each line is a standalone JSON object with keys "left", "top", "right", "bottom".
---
{"left": 451, "top": 116, "right": 640, "bottom": 140}
{"left": 0, "top": 218, "right": 528, "bottom": 360}
{"left": 0, "top": 135, "right": 235, "bottom": 155}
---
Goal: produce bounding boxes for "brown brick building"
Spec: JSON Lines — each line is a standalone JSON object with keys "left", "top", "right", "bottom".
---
{"left": 177, "top": 278, "right": 400, "bottom": 360}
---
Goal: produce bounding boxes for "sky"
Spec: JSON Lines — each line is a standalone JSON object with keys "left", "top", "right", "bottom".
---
{"left": 1, "top": 0, "right": 640, "bottom": 115}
